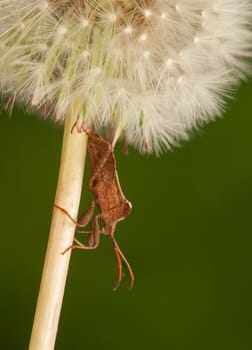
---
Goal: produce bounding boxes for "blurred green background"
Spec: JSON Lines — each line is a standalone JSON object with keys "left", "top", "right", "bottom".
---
{"left": 0, "top": 80, "right": 252, "bottom": 350}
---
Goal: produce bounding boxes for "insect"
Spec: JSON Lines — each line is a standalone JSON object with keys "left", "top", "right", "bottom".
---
{"left": 55, "top": 130, "right": 134, "bottom": 290}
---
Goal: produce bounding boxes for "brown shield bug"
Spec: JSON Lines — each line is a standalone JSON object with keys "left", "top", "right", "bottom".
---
{"left": 55, "top": 130, "right": 134, "bottom": 290}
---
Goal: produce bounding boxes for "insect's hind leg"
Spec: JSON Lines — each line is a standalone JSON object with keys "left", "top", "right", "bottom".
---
{"left": 62, "top": 215, "right": 103, "bottom": 253}
{"left": 62, "top": 213, "right": 104, "bottom": 254}
{"left": 62, "top": 237, "right": 100, "bottom": 254}
{"left": 87, "top": 213, "right": 105, "bottom": 247}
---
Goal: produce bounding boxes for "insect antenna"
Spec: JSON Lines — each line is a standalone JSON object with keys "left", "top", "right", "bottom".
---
{"left": 110, "top": 237, "right": 134, "bottom": 291}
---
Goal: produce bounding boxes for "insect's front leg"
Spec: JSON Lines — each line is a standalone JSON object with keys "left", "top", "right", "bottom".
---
{"left": 77, "top": 200, "right": 96, "bottom": 228}
{"left": 54, "top": 200, "right": 96, "bottom": 229}
{"left": 54, "top": 201, "right": 97, "bottom": 254}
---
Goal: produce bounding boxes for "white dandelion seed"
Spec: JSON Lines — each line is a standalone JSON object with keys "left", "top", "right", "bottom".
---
{"left": 0, "top": 0, "right": 252, "bottom": 153}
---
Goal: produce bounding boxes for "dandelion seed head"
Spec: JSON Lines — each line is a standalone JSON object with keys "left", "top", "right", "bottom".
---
{"left": 167, "top": 58, "right": 173, "bottom": 64}
{"left": 139, "top": 33, "right": 148, "bottom": 42}
{"left": 143, "top": 50, "right": 151, "bottom": 58}
{"left": 81, "top": 18, "right": 89, "bottom": 28}
{"left": 124, "top": 26, "right": 134, "bottom": 34}
{"left": 0, "top": 0, "right": 252, "bottom": 154}
{"left": 57, "top": 25, "right": 68, "bottom": 36}
{"left": 81, "top": 50, "right": 90, "bottom": 58}
{"left": 144, "top": 9, "right": 152, "bottom": 18}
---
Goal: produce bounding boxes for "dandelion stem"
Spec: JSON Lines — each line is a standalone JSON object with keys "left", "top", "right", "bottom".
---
{"left": 29, "top": 110, "right": 88, "bottom": 350}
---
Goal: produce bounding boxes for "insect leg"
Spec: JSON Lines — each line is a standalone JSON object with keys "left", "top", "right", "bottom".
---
{"left": 62, "top": 214, "right": 102, "bottom": 254}
{"left": 62, "top": 237, "right": 99, "bottom": 254}
{"left": 88, "top": 213, "right": 103, "bottom": 247}
{"left": 55, "top": 201, "right": 100, "bottom": 253}
{"left": 54, "top": 200, "right": 95, "bottom": 229}
{"left": 64, "top": 214, "right": 103, "bottom": 253}
{"left": 77, "top": 200, "right": 96, "bottom": 228}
